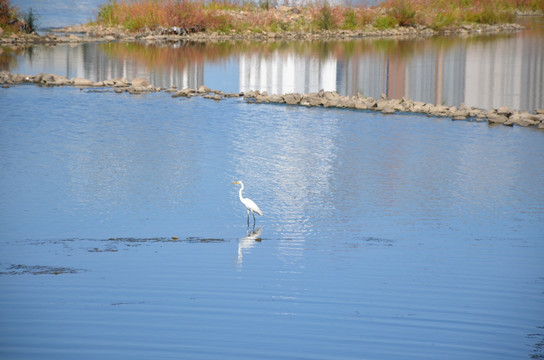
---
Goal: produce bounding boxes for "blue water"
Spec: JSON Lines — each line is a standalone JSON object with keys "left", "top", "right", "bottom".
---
{"left": 3, "top": 2, "right": 544, "bottom": 358}
{"left": 1, "top": 85, "right": 543, "bottom": 359}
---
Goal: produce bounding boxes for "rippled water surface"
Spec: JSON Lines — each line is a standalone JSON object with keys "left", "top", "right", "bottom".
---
{"left": 2, "top": 2, "right": 544, "bottom": 359}
{"left": 1, "top": 85, "right": 543, "bottom": 359}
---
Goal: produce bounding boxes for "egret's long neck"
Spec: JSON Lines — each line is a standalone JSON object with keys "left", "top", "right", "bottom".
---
{"left": 238, "top": 183, "right": 244, "bottom": 201}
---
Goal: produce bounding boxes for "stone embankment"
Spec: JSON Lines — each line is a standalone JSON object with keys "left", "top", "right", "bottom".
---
{"left": 0, "top": 71, "right": 162, "bottom": 94}
{"left": 1, "top": 71, "right": 543, "bottom": 129}
{"left": 242, "top": 89, "right": 544, "bottom": 129}
{"left": 0, "top": 22, "right": 524, "bottom": 45}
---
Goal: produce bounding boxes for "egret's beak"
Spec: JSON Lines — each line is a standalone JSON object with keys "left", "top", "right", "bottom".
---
{"left": 232, "top": 181, "right": 239, "bottom": 185}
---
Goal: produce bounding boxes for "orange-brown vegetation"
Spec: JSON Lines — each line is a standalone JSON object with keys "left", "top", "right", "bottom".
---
{"left": 94, "top": 0, "right": 543, "bottom": 33}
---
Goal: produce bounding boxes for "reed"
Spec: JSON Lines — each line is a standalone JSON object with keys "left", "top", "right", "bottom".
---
{"left": 94, "top": 0, "right": 544, "bottom": 33}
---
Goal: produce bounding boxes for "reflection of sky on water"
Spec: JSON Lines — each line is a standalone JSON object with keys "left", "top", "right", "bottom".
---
{"left": 3, "top": 26, "right": 543, "bottom": 111}
{"left": 229, "top": 104, "right": 338, "bottom": 241}
{"left": 1, "top": 82, "right": 544, "bottom": 359}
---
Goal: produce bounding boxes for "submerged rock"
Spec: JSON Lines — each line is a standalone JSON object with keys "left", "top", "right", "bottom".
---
{"left": 71, "top": 77, "right": 95, "bottom": 87}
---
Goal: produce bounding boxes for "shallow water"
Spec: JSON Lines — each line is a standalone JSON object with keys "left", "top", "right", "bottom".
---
{"left": 1, "top": 85, "right": 543, "bottom": 359}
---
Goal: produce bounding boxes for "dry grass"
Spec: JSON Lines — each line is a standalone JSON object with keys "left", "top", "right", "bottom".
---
{"left": 94, "top": 0, "right": 544, "bottom": 33}
{"left": 0, "top": 0, "right": 20, "bottom": 33}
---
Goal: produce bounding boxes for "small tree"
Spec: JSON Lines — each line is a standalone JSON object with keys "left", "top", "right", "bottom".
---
{"left": 23, "top": 7, "right": 38, "bottom": 33}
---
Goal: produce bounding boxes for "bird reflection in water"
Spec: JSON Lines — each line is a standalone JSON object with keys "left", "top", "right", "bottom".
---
{"left": 236, "top": 226, "right": 262, "bottom": 266}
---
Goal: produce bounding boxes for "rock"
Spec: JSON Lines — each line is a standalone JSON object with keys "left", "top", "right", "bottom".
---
{"left": 71, "top": 77, "right": 94, "bottom": 87}
{"left": 336, "top": 97, "right": 355, "bottom": 108}
{"left": 267, "top": 94, "right": 284, "bottom": 103}
{"left": 305, "top": 94, "right": 323, "bottom": 106}
{"left": 452, "top": 110, "right": 469, "bottom": 119}
{"left": 375, "top": 99, "right": 388, "bottom": 111}
{"left": 354, "top": 100, "right": 368, "bottom": 110}
{"left": 204, "top": 94, "right": 222, "bottom": 101}
{"left": 517, "top": 118, "right": 538, "bottom": 127}
{"left": 255, "top": 94, "right": 270, "bottom": 103}
{"left": 486, "top": 114, "right": 508, "bottom": 124}
{"left": 48, "top": 74, "right": 71, "bottom": 85}
{"left": 496, "top": 106, "right": 511, "bottom": 116}
{"left": 323, "top": 91, "right": 340, "bottom": 101}
{"left": 172, "top": 88, "right": 196, "bottom": 97}
{"left": 283, "top": 93, "right": 302, "bottom": 105}
{"left": 381, "top": 106, "right": 395, "bottom": 114}
{"left": 131, "top": 78, "right": 151, "bottom": 88}
{"left": 198, "top": 85, "right": 211, "bottom": 93}
{"left": 112, "top": 78, "right": 129, "bottom": 87}
{"left": 428, "top": 105, "right": 449, "bottom": 117}
{"left": 35, "top": 73, "right": 55, "bottom": 84}
{"left": 130, "top": 77, "right": 153, "bottom": 92}
{"left": 323, "top": 98, "right": 339, "bottom": 108}
{"left": 411, "top": 102, "right": 426, "bottom": 113}
{"left": 243, "top": 90, "right": 259, "bottom": 99}
{"left": 11, "top": 74, "right": 26, "bottom": 83}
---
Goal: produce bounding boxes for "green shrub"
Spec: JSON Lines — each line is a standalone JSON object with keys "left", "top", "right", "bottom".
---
{"left": 341, "top": 8, "right": 357, "bottom": 30}
{"left": 123, "top": 17, "right": 147, "bottom": 31}
{"left": 388, "top": 0, "right": 416, "bottom": 26}
{"left": 98, "top": 0, "right": 117, "bottom": 25}
{"left": 374, "top": 15, "right": 398, "bottom": 29}
{"left": 431, "top": 10, "right": 456, "bottom": 29}
{"left": 317, "top": 2, "right": 334, "bottom": 30}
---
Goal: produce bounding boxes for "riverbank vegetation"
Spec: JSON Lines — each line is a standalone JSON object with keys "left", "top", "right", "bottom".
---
{"left": 0, "top": 0, "right": 38, "bottom": 34}
{"left": 93, "top": 0, "right": 544, "bottom": 34}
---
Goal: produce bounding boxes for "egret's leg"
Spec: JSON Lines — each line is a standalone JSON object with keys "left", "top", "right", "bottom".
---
{"left": 247, "top": 210, "right": 250, "bottom": 227}
{"left": 252, "top": 212, "right": 256, "bottom": 226}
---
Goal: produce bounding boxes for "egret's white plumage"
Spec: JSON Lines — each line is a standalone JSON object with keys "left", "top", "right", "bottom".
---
{"left": 233, "top": 181, "right": 262, "bottom": 225}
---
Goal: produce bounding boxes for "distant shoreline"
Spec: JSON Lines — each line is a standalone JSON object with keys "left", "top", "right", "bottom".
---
{"left": 0, "top": 21, "right": 527, "bottom": 45}
{"left": 1, "top": 71, "right": 543, "bottom": 130}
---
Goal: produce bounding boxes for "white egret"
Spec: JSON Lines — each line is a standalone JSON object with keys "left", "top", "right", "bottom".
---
{"left": 233, "top": 181, "right": 263, "bottom": 226}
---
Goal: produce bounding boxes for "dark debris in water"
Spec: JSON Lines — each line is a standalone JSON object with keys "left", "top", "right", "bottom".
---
{"left": 111, "top": 301, "right": 145, "bottom": 306}
{"left": 529, "top": 326, "right": 544, "bottom": 359}
{"left": 357, "top": 237, "right": 395, "bottom": 246}
{"left": 0, "top": 264, "right": 83, "bottom": 275}
{"left": 88, "top": 246, "right": 118, "bottom": 253}
{"left": 106, "top": 236, "right": 226, "bottom": 245}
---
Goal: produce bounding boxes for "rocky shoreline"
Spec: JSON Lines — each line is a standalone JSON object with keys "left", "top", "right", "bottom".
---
{"left": 1, "top": 71, "right": 543, "bottom": 129}
{"left": 0, "top": 22, "right": 525, "bottom": 45}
